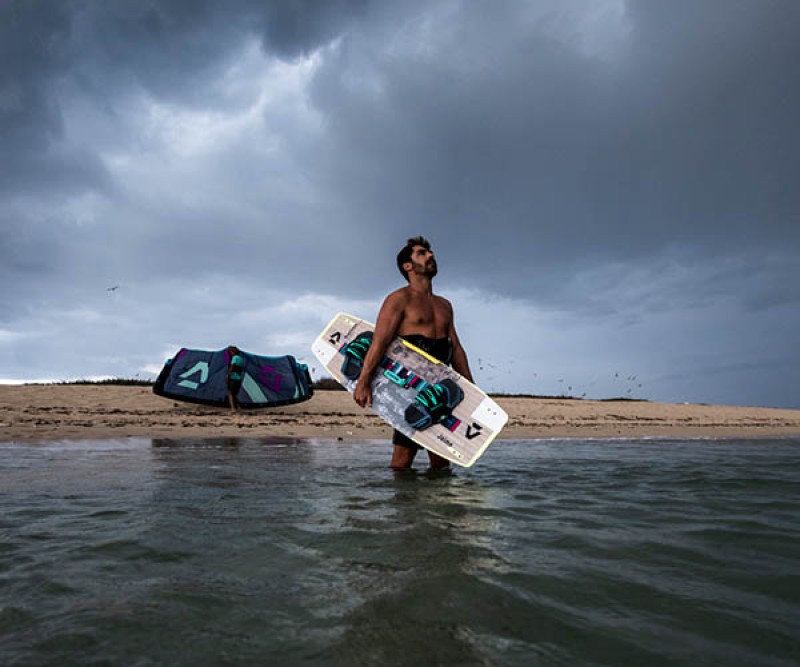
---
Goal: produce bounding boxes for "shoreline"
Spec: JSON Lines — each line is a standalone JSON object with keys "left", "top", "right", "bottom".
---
{"left": 2, "top": 385, "right": 800, "bottom": 443}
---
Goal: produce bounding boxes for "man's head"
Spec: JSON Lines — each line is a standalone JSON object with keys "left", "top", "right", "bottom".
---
{"left": 397, "top": 236, "right": 437, "bottom": 282}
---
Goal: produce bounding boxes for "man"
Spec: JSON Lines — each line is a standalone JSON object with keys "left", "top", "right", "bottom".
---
{"left": 226, "top": 345, "right": 246, "bottom": 412}
{"left": 354, "top": 237, "right": 473, "bottom": 470}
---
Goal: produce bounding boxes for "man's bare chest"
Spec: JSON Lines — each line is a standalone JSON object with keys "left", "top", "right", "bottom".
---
{"left": 400, "top": 297, "right": 450, "bottom": 337}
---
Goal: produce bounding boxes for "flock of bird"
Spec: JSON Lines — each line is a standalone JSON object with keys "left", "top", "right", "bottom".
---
{"left": 477, "top": 358, "right": 645, "bottom": 399}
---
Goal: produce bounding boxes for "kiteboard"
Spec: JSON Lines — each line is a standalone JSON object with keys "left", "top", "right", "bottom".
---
{"left": 311, "top": 312, "right": 507, "bottom": 467}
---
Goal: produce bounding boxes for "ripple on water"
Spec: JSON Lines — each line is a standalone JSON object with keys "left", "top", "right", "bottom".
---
{"left": 0, "top": 437, "right": 799, "bottom": 666}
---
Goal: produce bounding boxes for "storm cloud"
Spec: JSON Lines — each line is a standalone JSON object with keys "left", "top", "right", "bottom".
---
{"left": 1, "top": 0, "right": 798, "bottom": 407}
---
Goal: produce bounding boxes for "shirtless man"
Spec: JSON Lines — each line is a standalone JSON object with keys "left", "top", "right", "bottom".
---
{"left": 353, "top": 237, "right": 474, "bottom": 470}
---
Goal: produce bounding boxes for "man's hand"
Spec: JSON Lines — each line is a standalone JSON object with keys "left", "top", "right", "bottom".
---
{"left": 353, "top": 378, "right": 373, "bottom": 408}
{"left": 351, "top": 291, "right": 405, "bottom": 409}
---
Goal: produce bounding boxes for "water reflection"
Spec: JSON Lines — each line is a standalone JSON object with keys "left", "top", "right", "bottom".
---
{"left": 151, "top": 436, "right": 308, "bottom": 448}
{"left": 1, "top": 438, "right": 799, "bottom": 666}
{"left": 287, "top": 458, "right": 509, "bottom": 665}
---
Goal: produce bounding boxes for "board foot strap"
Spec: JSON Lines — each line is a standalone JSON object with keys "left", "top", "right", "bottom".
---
{"left": 376, "top": 356, "right": 462, "bottom": 432}
{"left": 340, "top": 332, "right": 374, "bottom": 380}
{"left": 404, "top": 379, "right": 464, "bottom": 431}
{"left": 379, "top": 357, "right": 429, "bottom": 390}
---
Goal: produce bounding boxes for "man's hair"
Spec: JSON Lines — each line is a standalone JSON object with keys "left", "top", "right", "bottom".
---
{"left": 396, "top": 236, "right": 431, "bottom": 281}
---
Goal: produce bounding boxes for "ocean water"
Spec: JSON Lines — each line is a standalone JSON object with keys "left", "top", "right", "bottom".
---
{"left": 1, "top": 437, "right": 798, "bottom": 667}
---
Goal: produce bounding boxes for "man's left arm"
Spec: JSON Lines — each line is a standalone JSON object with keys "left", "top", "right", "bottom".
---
{"left": 446, "top": 307, "right": 473, "bottom": 383}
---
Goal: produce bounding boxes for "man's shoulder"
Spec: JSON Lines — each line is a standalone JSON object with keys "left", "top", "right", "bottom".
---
{"left": 385, "top": 286, "right": 411, "bottom": 303}
{"left": 433, "top": 293, "right": 453, "bottom": 309}
{"left": 385, "top": 287, "right": 452, "bottom": 307}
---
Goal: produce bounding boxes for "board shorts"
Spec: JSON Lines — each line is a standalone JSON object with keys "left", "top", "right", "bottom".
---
{"left": 392, "top": 334, "right": 453, "bottom": 451}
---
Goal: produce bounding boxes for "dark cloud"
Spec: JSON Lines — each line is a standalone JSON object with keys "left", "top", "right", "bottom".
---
{"left": 1, "top": 0, "right": 798, "bottom": 406}
{"left": 0, "top": 0, "right": 375, "bottom": 288}
{"left": 0, "top": 0, "right": 366, "bottom": 188}
{"left": 306, "top": 0, "right": 800, "bottom": 302}
{"left": 255, "top": 0, "right": 370, "bottom": 60}
{"left": 1, "top": 2, "right": 72, "bottom": 190}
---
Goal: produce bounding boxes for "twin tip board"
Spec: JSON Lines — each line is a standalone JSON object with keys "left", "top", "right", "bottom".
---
{"left": 312, "top": 312, "right": 508, "bottom": 467}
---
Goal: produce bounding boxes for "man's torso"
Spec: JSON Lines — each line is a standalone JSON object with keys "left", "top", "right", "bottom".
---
{"left": 394, "top": 286, "right": 452, "bottom": 339}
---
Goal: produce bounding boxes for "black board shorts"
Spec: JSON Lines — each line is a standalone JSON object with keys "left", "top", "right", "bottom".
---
{"left": 392, "top": 334, "right": 453, "bottom": 450}
{"left": 392, "top": 429, "right": 422, "bottom": 450}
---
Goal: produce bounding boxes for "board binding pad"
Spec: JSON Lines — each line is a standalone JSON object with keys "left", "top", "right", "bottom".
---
{"left": 311, "top": 312, "right": 508, "bottom": 467}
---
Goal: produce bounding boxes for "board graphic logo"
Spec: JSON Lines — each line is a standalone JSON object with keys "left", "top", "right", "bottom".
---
{"left": 465, "top": 422, "right": 483, "bottom": 440}
{"left": 258, "top": 365, "right": 282, "bottom": 392}
{"left": 329, "top": 331, "right": 342, "bottom": 345}
{"left": 177, "top": 362, "right": 209, "bottom": 390}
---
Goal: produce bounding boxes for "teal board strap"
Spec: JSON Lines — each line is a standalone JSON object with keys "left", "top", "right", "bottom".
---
{"left": 384, "top": 369, "right": 408, "bottom": 386}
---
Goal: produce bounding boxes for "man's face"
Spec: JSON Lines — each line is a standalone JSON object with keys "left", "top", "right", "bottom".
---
{"left": 408, "top": 245, "right": 437, "bottom": 278}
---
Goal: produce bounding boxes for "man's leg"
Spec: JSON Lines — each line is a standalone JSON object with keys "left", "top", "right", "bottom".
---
{"left": 391, "top": 430, "right": 420, "bottom": 469}
{"left": 426, "top": 450, "right": 451, "bottom": 470}
{"left": 390, "top": 444, "right": 418, "bottom": 469}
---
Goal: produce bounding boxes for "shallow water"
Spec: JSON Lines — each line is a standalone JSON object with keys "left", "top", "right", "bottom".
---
{"left": 1, "top": 437, "right": 799, "bottom": 666}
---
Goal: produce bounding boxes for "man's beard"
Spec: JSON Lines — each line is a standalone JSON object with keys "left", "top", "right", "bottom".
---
{"left": 413, "top": 258, "right": 437, "bottom": 277}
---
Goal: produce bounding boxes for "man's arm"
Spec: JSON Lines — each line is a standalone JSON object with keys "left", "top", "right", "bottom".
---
{"left": 447, "top": 308, "right": 473, "bottom": 383}
{"left": 353, "top": 291, "right": 406, "bottom": 407}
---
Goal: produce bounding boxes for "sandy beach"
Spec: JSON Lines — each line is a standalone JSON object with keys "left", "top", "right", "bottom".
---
{"left": 2, "top": 384, "right": 800, "bottom": 443}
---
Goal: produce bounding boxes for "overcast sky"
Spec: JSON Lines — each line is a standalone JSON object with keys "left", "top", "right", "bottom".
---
{"left": 2, "top": 0, "right": 798, "bottom": 408}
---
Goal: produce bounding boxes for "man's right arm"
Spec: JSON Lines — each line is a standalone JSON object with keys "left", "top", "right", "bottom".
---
{"left": 353, "top": 291, "right": 405, "bottom": 407}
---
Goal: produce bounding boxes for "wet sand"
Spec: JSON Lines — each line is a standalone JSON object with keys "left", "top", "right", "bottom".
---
{"left": 2, "top": 385, "right": 800, "bottom": 442}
